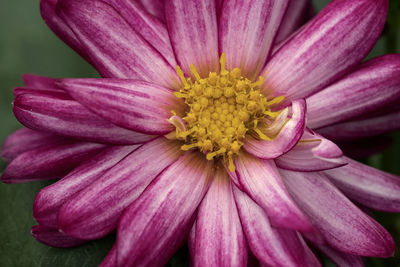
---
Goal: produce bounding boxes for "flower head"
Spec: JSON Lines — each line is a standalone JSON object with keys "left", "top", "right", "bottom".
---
{"left": 2, "top": 0, "right": 400, "bottom": 266}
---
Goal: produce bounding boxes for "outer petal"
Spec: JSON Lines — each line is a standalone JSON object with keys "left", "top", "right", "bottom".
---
{"left": 14, "top": 87, "right": 69, "bottom": 98}
{"left": 102, "top": 0, "right": 176, "bottom": 66}
{"left": 40, "top": 0, "right": 91, "bottom": 63}
{"left": 1, "top": 141, "right": 105, "bottom": 183}
{"left": 13, "top": 92, "right": 154, "bottom": 144}
{"left": 243, "top": 99, "right": 306, "bottom": 159}
{"left": 60, "top": 78, "right": 184, "bottom": 134}
{"left": 33, "top": 145, "right": 137, "bottom": 228}
{"left": 117, "top": 151, "right": 213, "bottom": 266}
{"left": 307, "top": 54, "right": 400, "bottom": 129}
{"left": 281, "top": 170, "right": 395, "bottom": 257}
{"left": 324, "top": 157, "right": 400, "bottom": 212}
{"left": 261, "top": 0, "right": 387, "bottom": 101}
{"left": 58, "top": 138, "right": 183, "bottom": 240}
{"left": 314, "top": 243, "right": 364, "bottom": 267}
{"left": 234, "top": 152, "right": 312, "bottom": 232}
{"left": 31, "top": 225, "right": 85, "bottom": 248}
{"left": 233, "top": 186, "right": 318, "bottom": 267}
{"left": 275, "top": 131, "right": 347, "bottom": 172}
{"left": 194, "top": 169, "right": 247, "bottom": 267}
{"left": 165, "top": 0, "right": 219, "bottom": 77}
{"left": 57, "top": 0, "right": 179, "bottom": 89}
{"left": 219, "top": 0, "right": 290, "bottom": 79}
{"left": 1, "top": 128, "right": 63, "bottom": 162}
{"left": 275, "top": 0, "right": 313, "bottom": 44}
{"left": 22, "top": 74, "right": 61, "bottom": 91}
{"left": 316, "top": 110, "right": 400, "bottom": 141}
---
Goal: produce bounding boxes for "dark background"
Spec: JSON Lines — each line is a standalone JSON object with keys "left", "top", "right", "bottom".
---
{"left": 0, "top": 0, "right": 399, "bottom": 266}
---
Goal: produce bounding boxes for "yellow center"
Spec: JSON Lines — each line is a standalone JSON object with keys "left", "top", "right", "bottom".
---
{"left": 171, "top": 53, "right": 284, "bottom": 172}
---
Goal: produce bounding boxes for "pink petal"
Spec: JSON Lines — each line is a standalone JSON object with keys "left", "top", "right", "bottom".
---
{"left": 188, "top": 221, "right": 196, "bottom": 263}
{"left": 324, "top": 157, "right": 400, "bottom": 212}
{"left": 58, "top": 138, "right": 183, "bottom": 240}
{"left": 1, "top": 141, "right": 105, "bottom": 184}
{"left": 56, "top": 0, "right": 179, "bottom": 89}
{"left": 1, "top": 128, "right": 63, "bottom": 162}
{"left": 275, "top": 0, "right": 314, "bottom": 44}
{"left": 261, "top": 0, "right": 387, "bottom": 101}
{"left": 314, "top": 243, "right": 364, "bottom": 267}
{"left": 117, "top": 151, "right": 213, "bottom": 266}
{"left": 165, "top": 0, "right": 219, "bottom": 77}
{"left": 307, "top": 54, "right": 400, "bottom": 129}
{"left": 219, "top": 0, "right": 290, "bottom": 78}
{"left": 40, "top": 0, "right": 92, "bottom": 64}
{"left": 233, "top": 185, "right": 318, "bottom": 266}
{"left": 13, "top": 92, "right": 154, "bottom": 144}
{"left": 13, "top": 87, "right": 68, "bottom": 98}
{"left": 60, "top": 78, "right": 184, "bottom": 135}
{"left": 31, "top": 225, "right": 86, "bottom": 248}
{"left": 22, "top": 74, "right": 61, "bottom": 91}
{"left": 234, "top": 152, "right": 312, "bottom": 232}
{"left": 316, "top": 110, "right": 400, "bottom": 141}
{"left": 281, "top": 169, "right": 395, "bottom": 257}
{"left": 193, "top": 169, "right": 247, "bottom": 267}
{"left": 243, "top": 99, "right": 306, "bottom": 159}
{"left": 102, "top": 0, "right": 176, "bottom": 67}
{"left": 136, "top": 0, "right": 165, "bottom": 22}
{"left": 275, "top": 131, "right": 347, "bottom": 172}
{"left": 33, "top": 145, "right": 137, "bottom": 228}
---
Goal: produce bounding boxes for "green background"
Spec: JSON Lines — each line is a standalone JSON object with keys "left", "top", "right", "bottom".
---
{"left": 0, "top": 0, "right": 399, "bottom": 266}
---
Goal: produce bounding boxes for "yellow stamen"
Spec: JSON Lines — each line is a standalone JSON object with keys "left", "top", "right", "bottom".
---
{"left": 170, "top": 53, "right": 285, "bottom": 172}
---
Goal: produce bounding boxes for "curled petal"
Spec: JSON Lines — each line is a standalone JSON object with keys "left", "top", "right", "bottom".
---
{"left": 243, "top": 99, "right": 306, "bottom": 159}
{"left": 117, "top": 151, "right": 213, "bottom": 266}
{"left": 307, "top": 54, "right": 400, "bottom": 129}
{"left": 275, "top": 131, "right": 347, "bottom": 172}
{"left": 1, "top": 141, "right": 105, "bottom": 184}
{"left": 33, "top": 145, "right": 137, "bottom": 228}
{"left": 165, "top": 0, "right": 219, "bottom": 77}
{"left": 194, "top": 169, "right": 247, "bottom": 267}
{"left": 31, "top": 225, "right": 86, "bottom": 248}
{"left": 13, "top": 92, "right": 154, "bottom": 144}
{"left": 57, "top": 0, "right": 179, "bottom": 88}
{"left": 233, "top": 186, "right": 318, "bottom": 266}
{"left": 325, "top": 157, "right": 400, "bottom": 212}
{"left": 281, "top": 170, "right": 395, "bottom": 257}
{"left": 316, "top": 110, "right": 400, "bottom": 141}
{"left": 219, "top": 0, "right": 290, "bottom": 78}
{"left": 261, "top": 0, "right": 387, "bottom": 101}
{"left": 60, "top": 78, "right": 184, "bottom": 134}
{"left": 1, "top": 128, "right": 63, "bottom": 162}
{"left": 234, "top": 152, "right": 312, "bottom": 232}
{"left": 58, "top": 138, "right": 182, "bottom": 239}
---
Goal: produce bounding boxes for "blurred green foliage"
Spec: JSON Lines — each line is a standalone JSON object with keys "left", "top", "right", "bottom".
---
{"left": 0, "top": 0, "right": 399, "bottom": 266}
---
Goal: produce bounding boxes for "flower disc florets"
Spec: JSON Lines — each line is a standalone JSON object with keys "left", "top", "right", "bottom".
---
{"left": 171, "top": 53, "right": 284, "bottom": 171}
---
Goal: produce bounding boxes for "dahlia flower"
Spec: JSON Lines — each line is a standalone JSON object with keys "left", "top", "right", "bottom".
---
{"left": 2, "top": 0, "right": 400, "bottom": 266}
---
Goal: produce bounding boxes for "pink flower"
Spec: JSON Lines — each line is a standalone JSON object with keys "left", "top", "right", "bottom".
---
{"left": 2, "top": 0, "right": 400, "bottom": 266}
